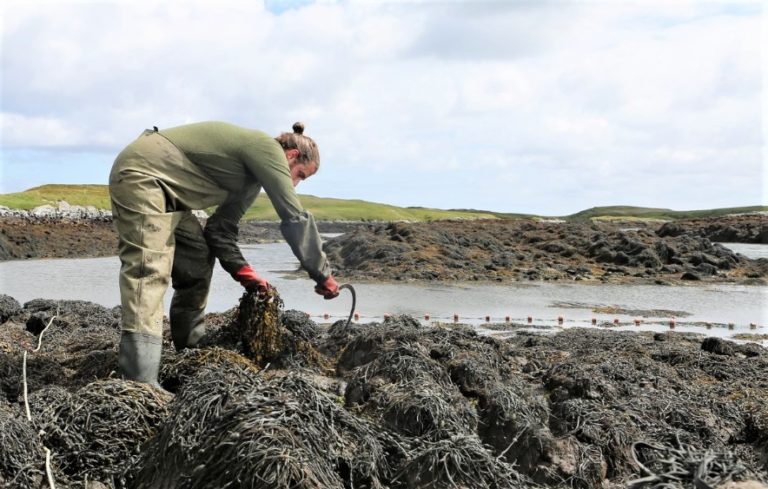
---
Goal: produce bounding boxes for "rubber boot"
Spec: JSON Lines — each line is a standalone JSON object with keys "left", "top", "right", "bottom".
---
{"left": 170, "top": 309, "right": 206, "bottom": 351}
{"left": 118, "top": 331, "right": 162, "bottom": 388}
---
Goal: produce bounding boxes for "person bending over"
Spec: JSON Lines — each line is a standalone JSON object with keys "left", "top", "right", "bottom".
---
{"left": 109, "top": 121, "right": 339, "bottom": 386}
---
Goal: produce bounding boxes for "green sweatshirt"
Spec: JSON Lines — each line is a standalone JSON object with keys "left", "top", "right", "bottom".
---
{"left": 158, "top": 121, "right": 331, "bottom": 282}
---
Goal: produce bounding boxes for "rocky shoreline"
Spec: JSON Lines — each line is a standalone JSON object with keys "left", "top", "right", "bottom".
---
{"left": 324, "top": 215, "right": 767, "bottom": 285}
{"left": 1, "top": 208, "right": 765, "bottom": 286}
{"left": 0, "top": 205, "right": 361, "bottom": 261}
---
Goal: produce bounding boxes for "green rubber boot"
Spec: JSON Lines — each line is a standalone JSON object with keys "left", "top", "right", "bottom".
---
{"left": 170, "top": 309, "right": 206, "bottom": 351}
{"left": 118, "top": 331, "right": 163, "bottom": 388}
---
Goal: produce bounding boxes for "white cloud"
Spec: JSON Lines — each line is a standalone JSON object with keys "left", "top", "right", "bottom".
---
{"left": 0, "top": 0, "right": 763, "bottom": 214}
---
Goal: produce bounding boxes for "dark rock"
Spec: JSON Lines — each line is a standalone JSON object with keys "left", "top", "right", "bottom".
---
{"left": 736, "top": 342, "right": 764, "bottom": 358}
{"left": 0, "top": 294, "right": 21, "bottom": 324}
{"left": 701, "top": 337, "right": 735, "bottom": 356}
{"left": 681, "top": 272, "right": 701, "bottom": 281}
{"left": 281, "top": 310, "right": 320, "bottom": 342}
{"left": 695, "top": 263, "right": 718, "bottom": 276}
{"left": 657, "top": 222, "right": 684, "bottom": 237}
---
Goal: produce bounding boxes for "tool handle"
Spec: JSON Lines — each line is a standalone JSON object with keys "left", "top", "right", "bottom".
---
{"left": 338, "top": 283, "right": 357, "bottom": 328}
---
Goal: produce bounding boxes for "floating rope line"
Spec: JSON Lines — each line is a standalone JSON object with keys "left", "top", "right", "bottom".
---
{"left": 304, "top": 310, "right": 762, "bottom": 332}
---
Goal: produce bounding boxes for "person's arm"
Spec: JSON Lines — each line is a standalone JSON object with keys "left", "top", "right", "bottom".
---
{"left": 239, "top": 141, "right": 332, "bottom": 283}
{"left": 203, "top": 186, "right": 260, "bottom": 275}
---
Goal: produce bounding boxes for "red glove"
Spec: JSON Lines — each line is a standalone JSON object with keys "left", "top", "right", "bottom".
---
{"left": 233, "top": 265, "right": 270, "bottom": 294}
{"left": 315, "top": 275, "right": 340, "bottom": 300}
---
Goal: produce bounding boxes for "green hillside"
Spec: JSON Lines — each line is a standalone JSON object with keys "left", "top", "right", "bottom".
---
{"left": 0, "top": 184, "right": 112, "bottom": 210}
{"left": 1, "top": 184, "right": 765, "bottom": 221}
{"left": 563, "top": 205, "right": 768, "bottom": 221}
{"left": 0, "top": 184, "right": 496, "bottom": 221}
{"left": 242, "top": 194, "right": 495, "bottom": 221}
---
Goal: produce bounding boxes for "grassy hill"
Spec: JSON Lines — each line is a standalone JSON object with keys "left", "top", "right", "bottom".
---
{"left": 1, "top": 184, "right": 765, "bottom": 221}
{"left": 563, "top": 205, "right": 768, "bottom": 221}
{"left": 0, "top": 184, "right": 496, "bottom": 221}
{"left": 0, "top": 184, "right": 112, "bottom": 210}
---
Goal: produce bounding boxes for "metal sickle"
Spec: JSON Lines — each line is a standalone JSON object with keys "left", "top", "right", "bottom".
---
{"left": 338, "top": 283, "right": 357, "bottom": 328}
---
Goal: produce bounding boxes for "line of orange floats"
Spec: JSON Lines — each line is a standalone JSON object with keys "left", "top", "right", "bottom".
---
{"left": 315, "top": 312, "right": 760, "bottom": 330}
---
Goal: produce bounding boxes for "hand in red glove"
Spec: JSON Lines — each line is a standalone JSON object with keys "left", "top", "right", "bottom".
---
{"left": 314, "top": 275, "right": 340, "bottom": 300}
{"left": 233, "top": 265, "right": 270, "bottom": 295}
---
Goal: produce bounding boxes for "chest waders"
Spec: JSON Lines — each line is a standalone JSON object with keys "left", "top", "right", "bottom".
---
{"left": 110, "top": 130, "right": 218, "bottom": 386}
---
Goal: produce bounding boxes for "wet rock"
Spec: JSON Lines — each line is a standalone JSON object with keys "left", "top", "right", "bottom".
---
{"left": 657, "top": 222, "right": 685, "bottom": 237}
{"left": 0, "top": 295, "right": 20, "bottom": 324}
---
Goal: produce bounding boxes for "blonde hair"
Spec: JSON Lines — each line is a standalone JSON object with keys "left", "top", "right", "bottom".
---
{"left": 275, "top": 122, "right": 320, "bottom": 168}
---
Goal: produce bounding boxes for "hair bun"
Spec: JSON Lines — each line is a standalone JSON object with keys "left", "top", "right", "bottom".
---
{"left": 292, "top": 122, "right": 305, "bottom": 135}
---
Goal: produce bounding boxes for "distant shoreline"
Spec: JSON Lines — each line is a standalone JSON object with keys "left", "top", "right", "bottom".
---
{"left": 2, "top": 213, "right": 765, "bottom": 288}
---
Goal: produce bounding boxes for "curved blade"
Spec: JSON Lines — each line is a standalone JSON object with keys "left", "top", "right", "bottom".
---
{"left": 338, "top": 283, "right": 357, "bottom": 328}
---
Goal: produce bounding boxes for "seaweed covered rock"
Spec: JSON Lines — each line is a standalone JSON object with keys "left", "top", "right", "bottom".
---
{"left": 0, "top": 351, "right": 65, "bottom": 403}
{"left": 395, "top": 434, "right": 530, "bottom": 488}
{"left": 477, "top": 383, "right": 605, "bottom": 486}
{"left": 35, "top": 379, "right": 172, "bottom": 486}
{"left": 160, "top": 345, "right": 260, "bottom": 392}
{"left": 323, "top": 218, "right": 766, "bottom": 284}
{"left": 506, "top": 328, "right": 768, "bottom": 486}
{"left": 133, "top": 368, "right": 397, "bottom": 489}
{"left": 345, "top": 345, "right": 477, "bottom": 439}
{"left": 0, "top": 294, "right": 21, "bottom": 324}
{"left": 22, "top": 298, "right": 120, "bottom": 334}
{"left": 0, "top": 406, "right": 45, "bottom": 488}
{"left": 130, "top": 364, "right": 264, "bottom": 487}
{"left": 66, "top": 349, "right": 119, "bottom": 387}
{"left": 17, "top": 300, "right": 121, "bottom": 370}
{"left": 629, "top": 436, "right": 766, "bottom": 487}
{"left": 281, "top": 309, "right": 321, "bottom": 342}
{"left": 0, "top": 320, "right": 34, "bottom": 354}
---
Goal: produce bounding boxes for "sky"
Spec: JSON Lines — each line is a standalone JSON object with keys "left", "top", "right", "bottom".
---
{"left": 0, "top": 0, "right": 765, "bottom": 216}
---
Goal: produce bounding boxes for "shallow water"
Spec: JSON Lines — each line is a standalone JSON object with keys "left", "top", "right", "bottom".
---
{"left": 1, "top": 242, "right": 766, "bottom": 342}
{"left": 722, "top": 242, "right": 768, "bottom": 260}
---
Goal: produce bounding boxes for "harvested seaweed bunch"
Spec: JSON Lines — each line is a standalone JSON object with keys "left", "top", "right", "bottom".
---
{"left": 237, "top": 288, "right": 285, "bottom": 364}
{"left": 235, "top": 288, "right": 328, "bottom": 370}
